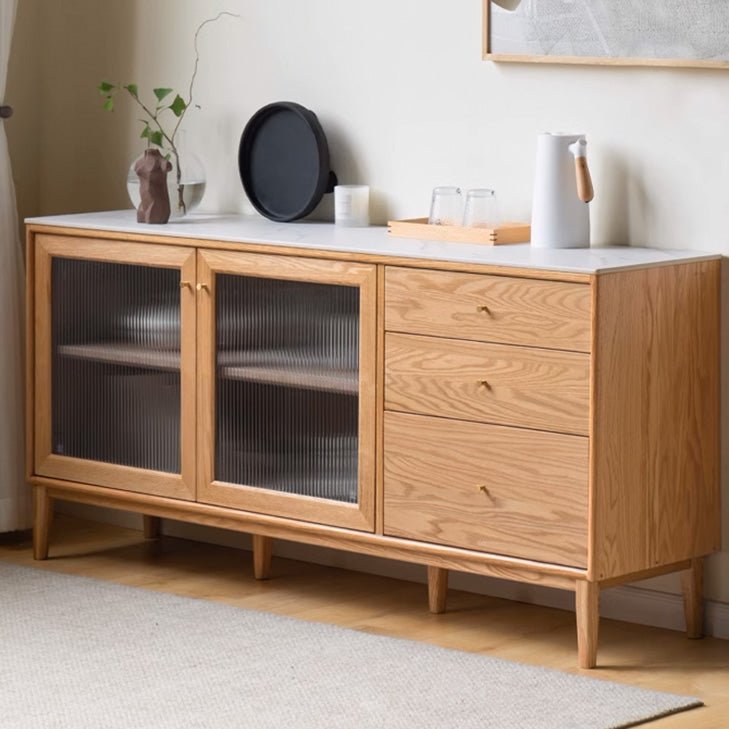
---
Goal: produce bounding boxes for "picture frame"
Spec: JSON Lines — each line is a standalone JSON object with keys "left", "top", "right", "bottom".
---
{"left": 483, "top": 0, "right": 729, "bottom": 70}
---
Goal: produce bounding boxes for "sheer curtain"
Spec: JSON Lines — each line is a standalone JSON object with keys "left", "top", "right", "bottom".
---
{"left": 0, "top": 0, "right": 29, "bottom": 532}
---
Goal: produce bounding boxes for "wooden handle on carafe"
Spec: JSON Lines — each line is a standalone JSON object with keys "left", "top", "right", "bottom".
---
{"left": 575, "top": 157, "right": 594, "bottom": 203}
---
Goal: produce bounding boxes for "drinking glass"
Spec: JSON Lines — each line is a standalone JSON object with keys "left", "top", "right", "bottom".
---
{"left": 462, "top": 189, "right": 500, "bottom": 229}
{"left": 428, "top": 186, "right": 463, "bottom": 226}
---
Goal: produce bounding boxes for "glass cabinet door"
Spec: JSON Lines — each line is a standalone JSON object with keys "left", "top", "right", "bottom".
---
{"left": 33, "top": 235, "right": 196, "bottom": 500}
{"left": 197, "top": 250, "right": 376, "bottom": 531}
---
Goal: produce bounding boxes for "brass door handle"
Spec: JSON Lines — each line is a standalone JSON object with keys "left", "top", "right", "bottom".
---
{"left": 180, "top": 281, "right": 193, "bottom": 290}
{"left": 196, "top": 282, "right": 210, "bottom": 292}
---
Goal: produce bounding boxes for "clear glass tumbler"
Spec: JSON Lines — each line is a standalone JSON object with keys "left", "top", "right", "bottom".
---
{"left": 428, "top": 186, "right": 463, "bottom": 226}
{"left": 462, "top": 189, "right": 500, "bottom": 229}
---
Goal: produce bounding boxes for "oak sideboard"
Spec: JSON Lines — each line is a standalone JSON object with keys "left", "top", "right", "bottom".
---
{"left": 26, "top": 212, "right": 721, "bottom": 668}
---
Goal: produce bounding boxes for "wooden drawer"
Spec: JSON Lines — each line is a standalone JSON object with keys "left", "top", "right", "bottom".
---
{"left": 385, "top": 267, "right": 592, "bottom": 351}
{"left": 385, "top": 333, "right": 590, "bottom": 435}
{"left": 384, "top": 412, "right": 589, "bottom": 567}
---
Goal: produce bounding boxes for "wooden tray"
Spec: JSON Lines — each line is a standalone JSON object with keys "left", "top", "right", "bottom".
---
{"left": 387, "top": 218, "right": 531, "bottom": 246}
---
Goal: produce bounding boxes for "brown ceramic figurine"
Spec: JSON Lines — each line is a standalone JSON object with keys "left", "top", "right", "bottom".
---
{"left": 135, "top": 148, "right": 172, "bottom": 224}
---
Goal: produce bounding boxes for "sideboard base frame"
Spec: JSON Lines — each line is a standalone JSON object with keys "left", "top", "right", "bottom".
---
{"left": 26, "top": 217, "right": 719, "bottom": 671}
{"left": 31, "top": 481, "right": 705, "bottom": 669}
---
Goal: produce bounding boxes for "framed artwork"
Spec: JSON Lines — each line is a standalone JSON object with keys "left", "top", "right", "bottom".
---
{"left": 483, "top": 0, "right": 729, "bottom": 69}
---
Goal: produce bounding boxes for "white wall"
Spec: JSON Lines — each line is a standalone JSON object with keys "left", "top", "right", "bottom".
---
{"left": 7, "top": 0, "right": 729, "bottom": 606}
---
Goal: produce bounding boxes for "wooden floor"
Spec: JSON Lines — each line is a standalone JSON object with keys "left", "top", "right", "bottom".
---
{"left": 2, "top": 515, "right": 728, "bottom": 728}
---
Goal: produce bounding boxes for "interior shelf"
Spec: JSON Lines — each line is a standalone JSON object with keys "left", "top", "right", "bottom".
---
{"left": 218, "top": 350, "right": 358, "bottom": 394}
{"left": 57, "top": 344, "right": 359, "bottom": 394}
{"left": 57, "top": 343, "right": 180, "bottom": 371}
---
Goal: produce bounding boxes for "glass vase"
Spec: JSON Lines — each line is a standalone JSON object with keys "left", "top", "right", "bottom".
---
{"left": 127, "top": 134, "right": 206, "bottom": 221}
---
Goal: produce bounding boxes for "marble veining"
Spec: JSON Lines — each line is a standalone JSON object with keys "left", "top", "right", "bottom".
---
{"left": 26, "top": 210, "right": 720, "bottom": 274}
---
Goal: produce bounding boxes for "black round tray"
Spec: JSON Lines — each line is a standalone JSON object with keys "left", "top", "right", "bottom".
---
{"left": 238, "top": 102, "right": 337, "bottom": 222}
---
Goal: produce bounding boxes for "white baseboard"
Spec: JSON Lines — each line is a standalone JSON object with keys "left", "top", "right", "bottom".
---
{"left": 55, "top": 501, "right": 729, "bottom": 640}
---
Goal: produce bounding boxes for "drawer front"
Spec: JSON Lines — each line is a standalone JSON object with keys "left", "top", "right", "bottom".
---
{"left": 385, "top": 267, "right": 592, "bottom": 351}
{"left": 385, "top": 333, "right": 590, "bottom": 435}
{"left": 384, "top": 412, "right": 589, "bottom": 567}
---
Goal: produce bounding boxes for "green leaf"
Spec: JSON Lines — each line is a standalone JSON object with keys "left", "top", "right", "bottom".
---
{"left": 149, "top": 130, "right": 164, "bottom": 147}
{"left": 98, "top": 81, "right": 114, "bottom": 94}
{"left": 153, "top": 87, "right": 173, "bottom": 102}
{"left": 169, "top": 94, "right": 187, "bottom": 117}
{"left": 124, "top": 83, "right": 138, "bottom": 98}
{"left": 103, "top": 96, "right": 114, "bottom": 112}
{"left": 140, "top": 125, "right": 151, "bottom": 139}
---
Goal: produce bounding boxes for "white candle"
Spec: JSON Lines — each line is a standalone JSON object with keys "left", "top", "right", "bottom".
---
{"left": 334, "top": 185, "right": 370, "bottom": 227}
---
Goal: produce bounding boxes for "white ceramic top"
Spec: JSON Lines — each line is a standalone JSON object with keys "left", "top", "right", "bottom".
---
{"left": 26, "top": 210, "right": 720, "bottom": 274}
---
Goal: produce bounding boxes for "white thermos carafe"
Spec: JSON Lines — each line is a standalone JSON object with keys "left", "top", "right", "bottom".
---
{"left": 531, "top": 133, "right": 594, "bottom": 249}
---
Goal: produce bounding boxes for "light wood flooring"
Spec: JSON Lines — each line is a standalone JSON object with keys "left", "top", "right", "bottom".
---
{"left": 1, "top": 515, "right": 727, "bottom": 728}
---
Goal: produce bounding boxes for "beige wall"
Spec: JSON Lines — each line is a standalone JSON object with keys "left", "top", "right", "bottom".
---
{"left": 7, "top": 0, "right": 729, "bottom": 604}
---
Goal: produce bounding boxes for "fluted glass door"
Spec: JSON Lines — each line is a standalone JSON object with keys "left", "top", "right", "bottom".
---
{"left": 197, "top": 251, "right": 376, "bottom": 531}
{"left": 34, "top": 236, "right": 196, "bottom": 500}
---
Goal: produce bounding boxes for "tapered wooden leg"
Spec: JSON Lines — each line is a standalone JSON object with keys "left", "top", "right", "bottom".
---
{"left": 575, "top": 581, "right": 599, "bottom": 669}
{"left": 252, "top": 535, "right": 273, "bottom": 580}
{"left": 681, "top": 558, "right": 704, "bottom": 639}
{"left": 33, "top": 486, "right": 53, "bottom": 561}
{"left": 427, "top": 566, "right": 448, "bottom": 614}
{"left": 143, "top": 516, "right": 162, "bottom": 539}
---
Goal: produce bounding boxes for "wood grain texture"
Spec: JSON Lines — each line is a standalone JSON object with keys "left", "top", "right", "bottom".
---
{"left": 586, "top": 275, "right": 598, "bottom": 582}
{"left": 33, "top": 235, "right": 197, "bottom": 501}
{"left": 385, "top": 333, "right": 590, "bottom": 435}
{"left": 681, "top": 559, "right": 704, "bottom": 640}
{"left": 27, "top": 224, "right": 721, "bottom": 672}
{"left": 33, "top": 236, "right": 52, "bottom": 482}
{"left": 26, "top": 224, "right": 592, "bottom": 283}
{"left": 179, "top": 251, "right": 199, "bottom": 499}
{"left": 252, "top": 535, "right": 273, "bottom": 580}
{"left": 384, "top": 412, "right": 589, "bottom": 567}
{"left": 591, "top": 262, "right": 720, "bottom": 580}
{"left": 37, "top": 455, "right": 195, "bottom": 501}
{"left": 35, "top": 476, "right": 585, "bottom": 590}
{"left": 32, "top": 486, "right": 53, "bottom": 560}
{"left": 34, "top": 234, "right": 195, "bottom": 268}
{"left": 375, "top": 265, "right": 386, "bottom": 535}
{"left": 387, "top": 219, "right": 530, "bottom": 246}
{"left": 598, "top": 560, "right": 691, "bottom": 589}
{"left": 196, "top": 251, "right": 216, "bottom": 520}
{"left": 198, "top": 248, "right": 379, "bottom": 288}
{"left": 25, "top": 229, "right": 36, "bottom": 482}
{"left": 196, "top": 250, "right": 377, "bottom": 532}
{"left": 575, "top": 581, "right": 599, "bottom": 669}
{"left": 143, "top": 516, "right": 161, "bottom": 539}
{"left": 427, "top": 566, "right": 448, "bottom": 614}
{"left": 385, "top": 267, "right": 592, "bottom": 351}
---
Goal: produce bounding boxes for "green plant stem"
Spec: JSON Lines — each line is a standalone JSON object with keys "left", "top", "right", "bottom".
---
{"left": 170, "top": 11, "right": 239, "bottom": 144}
{"left": 126, "top": 88, "right": 185, "bottom": 213}
{"left": 116, "top": 11, "right": 240, "bottom": 215}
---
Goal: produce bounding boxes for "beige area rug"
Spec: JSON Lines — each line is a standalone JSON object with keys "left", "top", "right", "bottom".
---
{"left": 0, "top": 562, "right": 701, "bottom": 729}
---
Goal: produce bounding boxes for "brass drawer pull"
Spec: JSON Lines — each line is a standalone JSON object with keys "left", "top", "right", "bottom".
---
{"left": 477, "top": 485, "right": 492, "bottom": 498}
{"left": 476, "top": 304, "right": 491, "bottom": 315}
{"left": 477, "top": 379, "right": 492, "bottom": 391}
